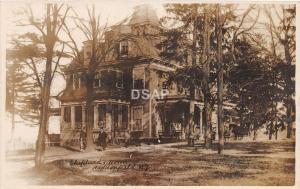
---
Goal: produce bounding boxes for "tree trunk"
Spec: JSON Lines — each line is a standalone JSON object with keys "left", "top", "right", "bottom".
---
{"left": 35, "top": 5, "right": 54, "bottom": 168}
{"left": 187, "top": 6, "right": 198, "bottom": 147}
{"left": 283, "top": 32, "right": 294, "bottom": 139}
{"left": 204, "top": 107, "right": 212, "bottom": 148}
{"left": 188, "top": 100, "right": 195, "bottom": 146}
{"left": 203, "top": 6, "right": 212, "bottom": 149}
{"left": 35, "top": 57, "right": 52, "bottom": 168}
{"left": 253, "top": 129, "right": 257, "bottom": 141}
{"left": 85, "top": 76, "right": 96, "bottom": 151}
{"left": 269, "top": 123, "right": 273, "bottom": 140}
{"left": 286, "top": 101, "right": 293, "bottom": 138}
{"left": 216, "top": 4, "right": 224, "bottom": 154}
{"left": 35, "top": 56, "right": 52, "bottom": 169}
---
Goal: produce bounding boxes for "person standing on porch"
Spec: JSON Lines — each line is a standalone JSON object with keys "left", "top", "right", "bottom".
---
{"left": 97, "top": 127, "right": 107, "bottom": 151}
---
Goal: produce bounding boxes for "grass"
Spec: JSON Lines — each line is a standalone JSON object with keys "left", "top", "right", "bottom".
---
{"left": 7, "top": 140, "right": 295, "bottom": 186}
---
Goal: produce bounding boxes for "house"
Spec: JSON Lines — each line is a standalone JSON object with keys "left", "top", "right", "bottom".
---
{"left": 58, "top": 5, "right": 227, "bottom": 149}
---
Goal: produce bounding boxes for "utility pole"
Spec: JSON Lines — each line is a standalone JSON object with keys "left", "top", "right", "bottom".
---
{"left": 216, "top": 4, "right": 224, "bottom": 154}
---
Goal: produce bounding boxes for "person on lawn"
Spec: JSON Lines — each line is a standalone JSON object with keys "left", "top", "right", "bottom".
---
{"left": 97, "top": 127, "right": 107, "bottom": 151}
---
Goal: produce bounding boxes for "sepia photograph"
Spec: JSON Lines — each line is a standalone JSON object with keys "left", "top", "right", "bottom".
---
{"left": 0, "top": 0, "right": 297, "bottom": 187}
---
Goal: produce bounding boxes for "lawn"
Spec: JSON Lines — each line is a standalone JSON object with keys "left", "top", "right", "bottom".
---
{"left": 5, "top": 140, "right": 295, "bottom": 186}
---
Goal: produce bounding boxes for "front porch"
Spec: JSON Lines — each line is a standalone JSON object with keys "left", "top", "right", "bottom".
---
{"left": 92, "top": 100, "right": 130, "bottom": 143}
{"left": 60, "top": 100, "right": 130, "bottom": 148}
{"left": 156, "top": 99, "right": 204, "bottom": 142}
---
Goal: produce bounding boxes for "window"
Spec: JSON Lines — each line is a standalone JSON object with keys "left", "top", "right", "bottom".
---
{"left": 120, "top": 41, "right": 128, "bottom": 56}
{"left": 162, "top": 81, "right": 169, "bottom": 90}
{"left": 112, "top": 105, "right": 120, "bottom": 129}
{"left": 98, "top": 104, "right": 106, "bottom": 128}
{"left": 95, "top": 70, "right": 123, "bottom": 89}
{"left": 132, "top": 107, "right": 143, "bottom": 131}
{"left": 80, "top": 74, "right": 85, "bottom": 87}
{"left": 69, "top": 74, "right": 74, "bottom": 89}
{"left": 116, "top": 71, "right": 123, "bottom": 88}
{"left": 133, "top": 68, "right": 145, "bottom": 89}
{"left": 121, "top": 105, "right": 128, "bottom": 129}
{"left": 112, "top": 105, "right": 128, "bottom": 130}
{"left": 134, "top": 79, "right": 144, "bottom": 89}
{"left": 75, "top": 106, "right": 82, "bottom": 123}
{"left": 86, "top": 51, "right": 91, "bottom": 59}
{"left": 73, "top": 74, "right": 81, "bottom": 89}
{"left": 63, "top": 106, "right": 71, "bottom": 123}
{"left": 94, "top": 72, "right": 101, "bottom": 88}
{"left": 101, "top": 70, "right": 115, "bottom": 89}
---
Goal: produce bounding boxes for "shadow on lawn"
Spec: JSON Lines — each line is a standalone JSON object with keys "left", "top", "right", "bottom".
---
{"left": 171, "top": 140, "right": 295, "bottom": 155}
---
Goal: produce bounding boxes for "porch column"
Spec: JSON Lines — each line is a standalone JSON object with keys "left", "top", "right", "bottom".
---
{"left": 118, "top": 105, "right": 122, "bottom": 129}
{"left": 106, "top": 104, "right": 112, "bottom": 134}
{"left": 199, "top": 105, "right": 204, "bottom": 140}
{"left": 130, "top": 107, "right": 133, "bottom": 131}
{"left": 189, "top": 101, "right": 195, "bottom": 132}
{"left": 82, "top": 105, "right": 86, "bottom": 128}
{"left": 155, "top": 105, "right": 159, "bottom": 138}
{"left": 149, "top": 99, "right": 152, "bottom": 138}
{"left": 127, "top": 105, "right": 130, "bottom": 131}
{"left": 60, "top": 106, "right": 65, "bottom": 146}
{"left": 71, "top": 106, "right": 75, "bottom": 129}
{"left": 60, "top": 107, "right": 64, "bottom": 132}
{"left": 94, "top": 104, "right": 98, "bottom": 129}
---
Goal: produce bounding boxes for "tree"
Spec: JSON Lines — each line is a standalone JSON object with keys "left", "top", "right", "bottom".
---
{"left": 264, "top": 5, "right": 295, "bottom": 138}
{"left": 14, "top": 4, "right": 70, "bottom": 168}
{"left": 6, "top": 37, "right": 47, "bottom": 129}
{"left": 159, "top": 4, "right": 247, "bottom": 148}
{"left": 6, "top": 59, "right": 40, "bottom": 141}
{"left": 226, "top": 36, "right": 288, "bottom": 140}
{"left": 63, "top": 6, "right": 142, "bottom": 150}
{"left": 216, "top": 4, "right": 224, "bottom": 154}
{"left": 158, "top": 4, "right": 215, "bottom": 147}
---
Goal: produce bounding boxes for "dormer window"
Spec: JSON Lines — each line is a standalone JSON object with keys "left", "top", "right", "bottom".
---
{"left": 73, "top": 74, "right": 81, "bottom": 90}
{"left": 94, "top": 72, "right": 101, "bottom": 88}
{"left": 133, "top": 67, "right": 145, "bottom": 89}
{"left": 86, "top": 51, "right": 91, "bottom": 59}
{"left": 120, "top": 41, "right": 128, "bottom": 56}
{"left": 116, "top": 71, "right": 124, "bottom": 88}
{"left": 69, "top": 74, "right": 81, "bottom": 90}
{"left": 63, "top": 106, "right": 71, "bottom": 123}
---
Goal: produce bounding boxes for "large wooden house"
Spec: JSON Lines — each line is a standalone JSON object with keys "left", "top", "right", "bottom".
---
{"left": 58, "top": 5, "right": 216, "bottom": 149}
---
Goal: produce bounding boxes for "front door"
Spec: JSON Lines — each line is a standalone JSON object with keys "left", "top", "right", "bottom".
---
{"left": 111, "top": 104, "right": 129, "bottom": 141}
{"left": 112, "top": 104, "right": 120, "bottom": 140}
